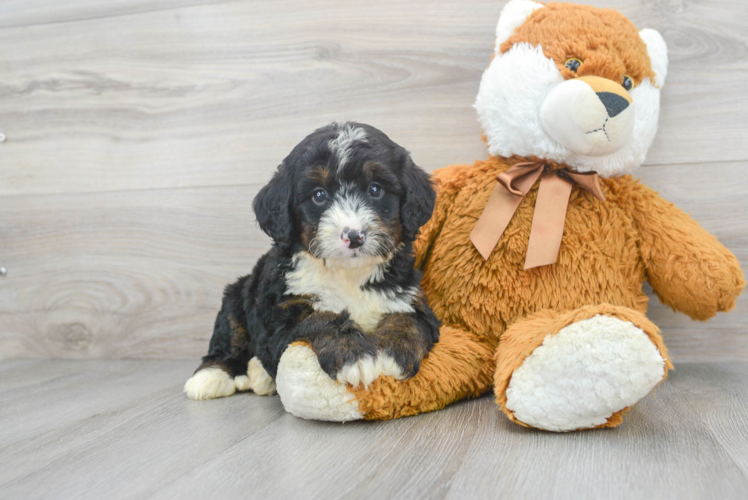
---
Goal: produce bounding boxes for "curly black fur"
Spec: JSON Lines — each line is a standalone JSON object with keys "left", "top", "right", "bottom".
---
{"left": 192, "top": 122, "right": 439, "bottom": 387}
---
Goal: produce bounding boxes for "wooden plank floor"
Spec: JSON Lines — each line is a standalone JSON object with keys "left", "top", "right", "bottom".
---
{"left": 1, "top": 360, "right": 748, "bottom": 499}
{"left": 2, "top": 0, "right": 748, "bottom": 362}
{"left": 2, "top": 2, "right": 747, "bottom": 498}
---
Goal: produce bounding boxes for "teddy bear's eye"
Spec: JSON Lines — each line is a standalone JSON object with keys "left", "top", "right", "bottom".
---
{"left": 622, "top": 75, "right": 634, "bottom": 91}
{"left": 565, "top": 58, "right": 582, "bottom": 73}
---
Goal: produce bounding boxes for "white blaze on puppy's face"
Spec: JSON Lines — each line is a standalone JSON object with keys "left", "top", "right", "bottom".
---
{"left": 310, "top": 183, "right": 392, "bottom": 266}
{"left": 329, "top": 124, "right": 367, "bottom": 170}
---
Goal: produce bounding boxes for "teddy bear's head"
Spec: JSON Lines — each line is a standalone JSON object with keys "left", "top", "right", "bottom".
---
{"left": 475, "top": 0, "right": 668, "bottom": 177}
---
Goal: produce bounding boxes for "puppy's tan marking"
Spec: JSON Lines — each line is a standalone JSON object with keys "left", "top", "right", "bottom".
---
{"left": 306, "top": 165, "right": 330, "bottom": 185}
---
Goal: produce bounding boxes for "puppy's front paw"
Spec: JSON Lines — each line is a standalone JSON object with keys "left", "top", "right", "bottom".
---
{"left": 376, "top": 353, "right": 407, "bottom": 380}
{"left": 336, "top": 355, "right": 379, "bottom": 388}
{"left": 184, "top": 367, "right": 236, "bottom": 400}
{"left": 311, "top": 318, "right": 378, "bottom": 388}
{"left": 375, "top": 347, "right": 425, "bottom": 380}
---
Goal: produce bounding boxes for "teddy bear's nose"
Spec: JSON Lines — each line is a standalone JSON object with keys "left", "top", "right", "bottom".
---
{"left": 597, "top": 92, "right": 630, "bottom": 118}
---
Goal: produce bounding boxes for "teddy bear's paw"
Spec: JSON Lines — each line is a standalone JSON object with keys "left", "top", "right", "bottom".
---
{"left": 184, "top": 367, "right": 236, "bottom": 401}
{"left": 276, "top": 343, "right": 364, "bottom": 422}
{"left": 505, "top": 315, "right": 666, "bottom": 432}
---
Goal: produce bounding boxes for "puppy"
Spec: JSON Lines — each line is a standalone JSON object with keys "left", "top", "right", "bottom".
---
{"left": 184, "top": 122, "right": 439, "bottom": 400}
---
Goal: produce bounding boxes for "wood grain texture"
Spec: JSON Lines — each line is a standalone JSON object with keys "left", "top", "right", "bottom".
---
{"left": 669, "top": 362, "right": 748, "bottom": 477}
{"left": 1, "top": 0, "right": 747, "bottom": 360}
{"left": 1, "top": 360, "right": 748, "bottom": 499}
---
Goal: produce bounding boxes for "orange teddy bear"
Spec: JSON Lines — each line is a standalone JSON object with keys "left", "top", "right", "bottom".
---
{"left": 274, "top": 0, "right": 745, "bottom": 431}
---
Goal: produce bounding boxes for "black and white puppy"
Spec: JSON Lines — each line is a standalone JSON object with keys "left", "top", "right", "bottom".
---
{"left": 184, "top": 122, "right": 439, "bottom": 400}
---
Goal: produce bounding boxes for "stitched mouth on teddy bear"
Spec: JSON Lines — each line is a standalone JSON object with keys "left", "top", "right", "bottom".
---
{"left": 540, "top": 76, "right": 635, "bottom": 157}
{"left": 586, "top": 117, "right": 610, "bottom": 142}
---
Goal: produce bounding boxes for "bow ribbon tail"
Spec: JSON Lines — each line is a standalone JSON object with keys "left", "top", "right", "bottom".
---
{"left": 470, "top": 183, "right": 524, "bottom": 260}
{"left": 470, "top": 164, "right": 544, "bottom": 260}
{"left": 470, "top": 162, "right": 605, "bottom": 266}
{"left": 523, "top": 171, "right": 574, "bottom": 269}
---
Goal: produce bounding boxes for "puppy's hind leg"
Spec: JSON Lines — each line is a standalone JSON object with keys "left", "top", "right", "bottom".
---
{"left": 185, "top": 355, "right": 276, "bottom": 398}
{"left": 185, "top": 353, "right": 254, "bottom": 400}
{"left": 185, "top": 286, "right": 253, "bottom": 400}
{"left": 184, "top": 361, "right": 237, "bottom": 401}
{"left": 247, "top": 357, "right": 276, "bottom": 395}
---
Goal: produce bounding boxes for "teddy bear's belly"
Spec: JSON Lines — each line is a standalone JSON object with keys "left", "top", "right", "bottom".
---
{"left": 422, "top": 189, "right": 647, "bottom": 339}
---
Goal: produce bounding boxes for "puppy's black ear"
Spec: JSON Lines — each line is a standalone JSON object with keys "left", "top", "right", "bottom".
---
{"left": 400, "top": 156, "right": 436, "bottom": 242}
{"left": 253, "top": 163, "right": 295, "bottom": 250}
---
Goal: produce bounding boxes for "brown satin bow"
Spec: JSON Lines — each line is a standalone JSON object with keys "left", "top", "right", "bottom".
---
{"left": 470, "top": 161, "right": 606, "bottom": 269}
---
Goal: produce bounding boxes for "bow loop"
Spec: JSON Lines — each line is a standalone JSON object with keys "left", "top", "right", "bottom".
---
{"left": 560, "top": 170, "right": 606, "bottom": 202}
{"left": 496, "top": 162, "right": 545, "bottom": 196}
{"left": 469, "top": 161, "right": 606, "bottom": 268}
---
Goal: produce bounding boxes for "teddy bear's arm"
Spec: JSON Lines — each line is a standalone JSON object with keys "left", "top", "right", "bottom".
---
{"left": 630, "top": 183, "right": 745, "bottom": 321}
{"left": 414, "top": 164, "right": 470, "bottom": 269}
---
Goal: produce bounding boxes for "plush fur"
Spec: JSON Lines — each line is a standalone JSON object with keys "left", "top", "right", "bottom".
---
{"left": 184, "top": 122, "right": 439, "bottom": 401}
{"left": 276, "top": 1, "right": 745, "bottom": 431}
{"left": 476, "top": 0, "right": 664, "bottom": 177}
{"left": 498, "top": 305, "right": 669, "bottom": 431}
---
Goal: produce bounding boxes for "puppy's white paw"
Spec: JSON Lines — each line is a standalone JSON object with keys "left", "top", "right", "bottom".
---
{"left": 184, "top": 367, "right": 236, "bottom": 400}
{"left": 248, "top": 357, "right": 277, "bottom": 396}
{"left": 376, "top": 353, "right": 406, "bottom": 380}
{"left": 335, "top": 353, "right": 408, "bottom": 388}
{"left": 234, "top": 375, "right": 251, "bottom": 392}
{"left": 336, "top": 355, "right": 379, "bottom": 388}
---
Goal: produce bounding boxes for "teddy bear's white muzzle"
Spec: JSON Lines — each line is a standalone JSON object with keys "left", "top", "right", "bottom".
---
{"left": 540, "top": 77, "right": 635, "bottom": 157}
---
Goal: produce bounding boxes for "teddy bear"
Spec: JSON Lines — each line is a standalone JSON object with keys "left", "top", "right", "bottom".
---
{"left": 272, "top": 0, "right": 745, "bottom": 431}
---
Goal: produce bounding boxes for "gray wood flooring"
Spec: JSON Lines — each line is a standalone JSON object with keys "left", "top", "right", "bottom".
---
{"left": 1, "top": 360, "right": 748, "bottom": 499}
{"left": 2, "top": 2, "right": 747, "bottom": 498}
{"left": 2, "top": 0, "right": 748, "bottom": 362}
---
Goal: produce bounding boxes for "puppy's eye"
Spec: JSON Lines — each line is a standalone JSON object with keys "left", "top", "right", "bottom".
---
{"left": 622, "top": 75, "right": 633, "bottom": 91}
{"left": 312, "top": 188, "right": 328, "bottom": 205}
{"left": 565, "top": 58, "right": 582, "bottom": 73}
{"left": 368, "top": 183, "right": 383, "bottom": 198}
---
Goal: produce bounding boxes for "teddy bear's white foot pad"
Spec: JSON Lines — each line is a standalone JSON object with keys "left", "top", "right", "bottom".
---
{"left": 184, "top": 367, "right": 236, "bottom": 400}
{"left": 505, "top": 314, "right": 665, "bottom": 432}
{"left": 276, "top": 345, "right": 364, "bottom": 422}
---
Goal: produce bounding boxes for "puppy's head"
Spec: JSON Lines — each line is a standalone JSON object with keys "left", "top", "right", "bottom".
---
{"left": 253, "top": 122, "right": 435, "bottom": 267}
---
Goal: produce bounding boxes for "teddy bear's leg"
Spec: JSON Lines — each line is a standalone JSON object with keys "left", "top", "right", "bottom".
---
{"left": 494, "top": 304, "right": 673, "bottom": 432}
{"left": 276, "top": 325, "right": 495, "bottom": 421}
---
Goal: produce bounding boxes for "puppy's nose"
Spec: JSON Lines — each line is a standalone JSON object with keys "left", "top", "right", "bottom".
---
{"left": 597, "top": 92, "right": 629, "bottom": 118}
{"left": 342, "top": 228, "right": 365, "bottom": 249}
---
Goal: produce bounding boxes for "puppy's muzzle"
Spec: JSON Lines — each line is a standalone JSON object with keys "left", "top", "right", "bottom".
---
{"left": 540, "top": 75, "right": 634, "bottom": 157}
{"left": 342, "top": 227, "right": 365, "bottom": 249}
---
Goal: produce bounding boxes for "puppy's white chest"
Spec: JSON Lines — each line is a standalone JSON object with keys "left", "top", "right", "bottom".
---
{"left": 284, "top": 253, "right": 415, "bottom": 331}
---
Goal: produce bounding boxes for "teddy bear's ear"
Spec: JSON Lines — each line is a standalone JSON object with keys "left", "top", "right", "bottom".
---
{"left": 639, "top": 28, "right": 668, "bottom": 88}
{"left": 494, "top": 0, "right": 545, "bottom": 53}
